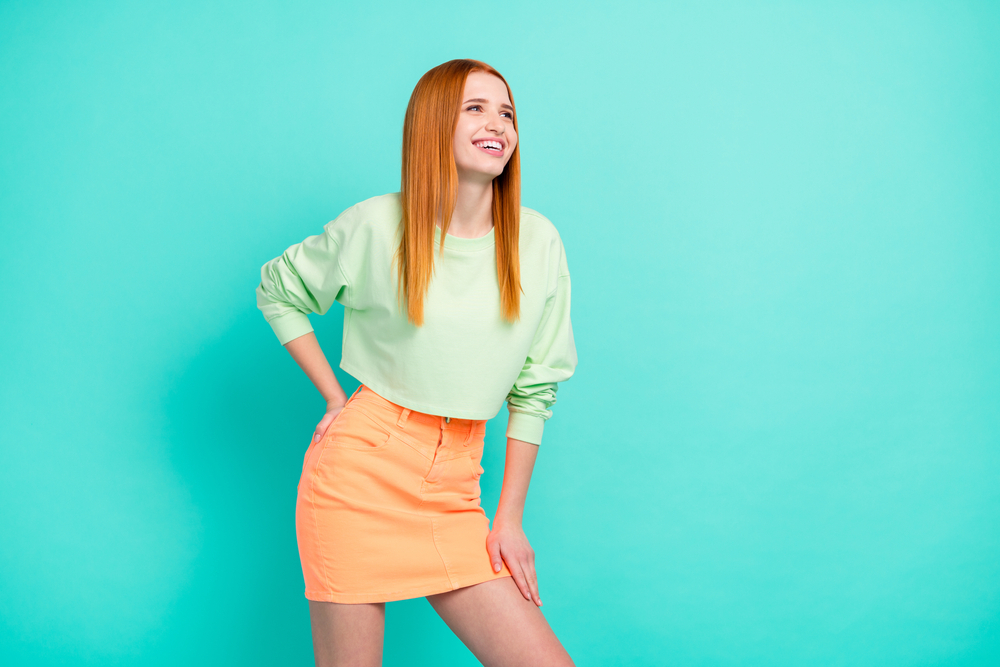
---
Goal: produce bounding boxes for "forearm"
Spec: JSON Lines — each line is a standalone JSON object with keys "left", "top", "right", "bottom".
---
{"left": 494, "top": 436, "right": 539, "bottom": 527}
{"left": 283, "top": 332, "right": 348, "bottom": 407}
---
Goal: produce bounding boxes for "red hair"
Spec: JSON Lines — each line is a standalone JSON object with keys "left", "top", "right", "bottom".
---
{"left": 394, "top": 59, "right": 522, "bottom": 326}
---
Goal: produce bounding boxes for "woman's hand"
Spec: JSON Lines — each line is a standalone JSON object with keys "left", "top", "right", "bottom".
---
{"left": 312, "top": 401, "right": 347, "bottom": 443}
{"left": 486, "top": 520, "right": 542, "bottom": 607}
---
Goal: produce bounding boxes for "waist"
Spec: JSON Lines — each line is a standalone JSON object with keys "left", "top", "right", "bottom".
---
{"left": 346, "top": 384, "right": 487, "bottom": 448}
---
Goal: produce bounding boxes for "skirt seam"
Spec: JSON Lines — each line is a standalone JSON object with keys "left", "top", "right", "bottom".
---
{"left": 309, "top": 444, "right": 337, "bottom": 593}
{"left": 431, "top": 518, "right": 459, "bottom": 589}
{"left": 304, "top": 570, "right": 513, "bottom": 603}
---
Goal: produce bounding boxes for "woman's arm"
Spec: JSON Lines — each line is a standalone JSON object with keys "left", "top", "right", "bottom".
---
{"left": 256, "top": 211, "right": 360, "bottom": 441}
{"left": 504, "top": 245, "right": 577, "bottom": 447}
{"left": 487, "top": 436, "right": 544, "bottom": 607}
{"left": 489, "top": 236, "right": 578, "bottom": 607}
{"left": 284, "top": 332, "right": 350, "bottom": 442}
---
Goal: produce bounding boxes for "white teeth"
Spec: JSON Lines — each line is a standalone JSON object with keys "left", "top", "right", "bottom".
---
{"left": 475, "top": 141, "right": 502, "bottom": 151}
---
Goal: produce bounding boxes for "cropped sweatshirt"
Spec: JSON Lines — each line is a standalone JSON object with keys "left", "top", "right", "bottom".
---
{"left": 255, "top": 192, "right": 577, "bottom": 445}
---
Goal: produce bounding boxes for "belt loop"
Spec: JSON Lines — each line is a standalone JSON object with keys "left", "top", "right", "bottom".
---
{"left": 397, "top": 407, "right": 411, "bottom": 428}
{"left": 347, "top": 384, "right": 364, "bottom": 404}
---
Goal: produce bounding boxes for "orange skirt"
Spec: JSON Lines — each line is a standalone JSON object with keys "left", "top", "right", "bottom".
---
{"left": 296, "top": 384, "right": 514, "bottom": 603}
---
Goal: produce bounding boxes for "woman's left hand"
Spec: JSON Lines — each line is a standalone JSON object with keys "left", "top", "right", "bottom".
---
{"left": 486, "top": 521, "right": 542, "bottom": 607}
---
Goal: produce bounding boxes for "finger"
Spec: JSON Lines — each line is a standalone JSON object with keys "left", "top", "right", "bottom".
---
{"left": 487, "top": 541, "right": 503, "bottom": 573}
{"left": 502, "top": 548, "right": 532, "bottom": 601}
{"left": 525, "top": 555, "right": 542, "bottom": 606}
{"left": 516, "top": 554, "right": 538, "bottom": 605}
{"left": 512, "top": 562, "right": 533, "bottom": 602}
{"left": 314, "top": 414, "right": 335, "bottom": 442}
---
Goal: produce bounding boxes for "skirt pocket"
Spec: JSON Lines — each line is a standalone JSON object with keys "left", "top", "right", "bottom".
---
{"left": 325, "top": 404, "right": 392, "bottom": 451}
{"left": 469, "top": 454, "right": 484, "bottom": 480}
{"left": 301, "top": 406, "right": 349, "bottom": 473}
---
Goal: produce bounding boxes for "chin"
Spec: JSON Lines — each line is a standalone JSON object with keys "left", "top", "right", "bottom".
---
{"left": 458, "top": 162, "right": 506, "bottom": 181}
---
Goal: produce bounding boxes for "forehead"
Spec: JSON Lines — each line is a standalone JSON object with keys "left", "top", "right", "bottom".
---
{"left": 462, "top": 71, "right": 511, "bottom": 104}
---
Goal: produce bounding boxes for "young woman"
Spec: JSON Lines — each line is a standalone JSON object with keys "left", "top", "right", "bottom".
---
{"left": 256, "top": 59, "right": 578, "bottom": 666}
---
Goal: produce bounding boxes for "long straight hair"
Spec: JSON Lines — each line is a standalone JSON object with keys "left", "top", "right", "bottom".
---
{"left": 394, "top": 59, "right": 522, "bottom": 327}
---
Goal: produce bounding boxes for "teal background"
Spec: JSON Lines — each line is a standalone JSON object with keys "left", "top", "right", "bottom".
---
{"left": 1, "top": 1, "right": 997, "bottom": 665}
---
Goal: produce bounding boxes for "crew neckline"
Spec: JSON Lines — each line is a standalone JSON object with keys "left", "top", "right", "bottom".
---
{"left": 436, "top": 224, "right": 495, "bottom": 251}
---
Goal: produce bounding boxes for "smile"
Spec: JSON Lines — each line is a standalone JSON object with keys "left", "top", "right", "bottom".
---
{"left": 473, "top": 139, "right": 504, "bottom": 157}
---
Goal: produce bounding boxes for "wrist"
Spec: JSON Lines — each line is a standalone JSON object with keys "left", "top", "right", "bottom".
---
{"left": 494, "top": 510, "right": 523, "bottom": 529}
{"left": 325, "top": 395, "right": 348, "bottom": 410}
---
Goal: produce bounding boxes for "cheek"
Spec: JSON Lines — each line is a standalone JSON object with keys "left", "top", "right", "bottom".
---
{"left": 457, "top": 143, "right": 477, "bottom": 164}
{"left": 453, "top": 136, "right": 472, "bottom": 160}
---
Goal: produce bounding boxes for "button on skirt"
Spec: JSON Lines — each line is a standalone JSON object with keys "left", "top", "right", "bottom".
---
{"left": 296, "top": 384, "right": 514, "bottom": 603}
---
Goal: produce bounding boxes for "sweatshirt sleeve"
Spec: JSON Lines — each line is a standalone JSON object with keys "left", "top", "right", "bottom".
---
{"left": 255, "top": 219, "right": 352, "bottom": 346}
{"left": 505, "top": 243, "right": 578, "bottom": 446}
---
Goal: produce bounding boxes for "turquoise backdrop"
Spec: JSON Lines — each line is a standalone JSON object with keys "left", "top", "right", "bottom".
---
{"left": 1, "top": 1, "right": 997, "bottom": 665}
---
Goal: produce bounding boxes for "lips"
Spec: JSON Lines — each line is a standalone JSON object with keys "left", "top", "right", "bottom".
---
{"left": 473, "top": 139, "right": 505, "bottom": 156}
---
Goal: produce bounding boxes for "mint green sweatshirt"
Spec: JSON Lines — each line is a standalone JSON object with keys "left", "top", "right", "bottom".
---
{"left": 255, "top": 192, "right": 577, "bottom": 445}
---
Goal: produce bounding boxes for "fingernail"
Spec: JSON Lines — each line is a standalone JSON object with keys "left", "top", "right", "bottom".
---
{"left": 493, "top": 563, "right": 500, "bottom": 572}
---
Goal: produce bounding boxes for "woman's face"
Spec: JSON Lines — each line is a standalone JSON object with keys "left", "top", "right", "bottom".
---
{"left": 453, "top": 71, "right": 517, "bottom": 184}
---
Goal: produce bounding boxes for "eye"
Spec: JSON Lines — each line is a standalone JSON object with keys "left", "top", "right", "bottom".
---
{"left": 466, "top": 105, "right": 514, "bottom": 120}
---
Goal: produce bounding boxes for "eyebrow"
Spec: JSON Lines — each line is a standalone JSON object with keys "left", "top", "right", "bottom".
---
{"left": 464, "top": 98, "right": 514, "bottom": 112}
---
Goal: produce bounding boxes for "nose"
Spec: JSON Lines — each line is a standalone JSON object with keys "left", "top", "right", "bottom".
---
{"left": 485, "top": 111, "right": 505, "bottom": 134}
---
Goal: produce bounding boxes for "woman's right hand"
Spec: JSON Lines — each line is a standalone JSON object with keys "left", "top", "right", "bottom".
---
{"left": 313, "top": 403, "right": 347, "bottom": 443}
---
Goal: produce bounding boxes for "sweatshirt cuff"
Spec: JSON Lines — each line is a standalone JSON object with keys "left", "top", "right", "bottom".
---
{"left": 506, "top": 411, "right": 545, "bottom": 446}
{"left": 268, "top": 311, "right": 314, "bottom": 345}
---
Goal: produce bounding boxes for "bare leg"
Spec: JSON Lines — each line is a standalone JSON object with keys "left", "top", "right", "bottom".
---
{"left": 308, "top": 600, "right": 386, "bottom": 667}
{"left": 426, "top": 577, "right": 575, "bottom": 667}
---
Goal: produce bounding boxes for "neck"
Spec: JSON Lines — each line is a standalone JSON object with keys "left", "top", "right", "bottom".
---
{"left": 440, "top": 176, "right": 494, "bottom": 238}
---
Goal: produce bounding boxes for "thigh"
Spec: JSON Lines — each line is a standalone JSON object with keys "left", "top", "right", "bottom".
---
{"left": 426, "top": 577, "right": 575, "bottom": 667}
{"left": 308, "top": 600, "right": 385, "bottom": 667}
